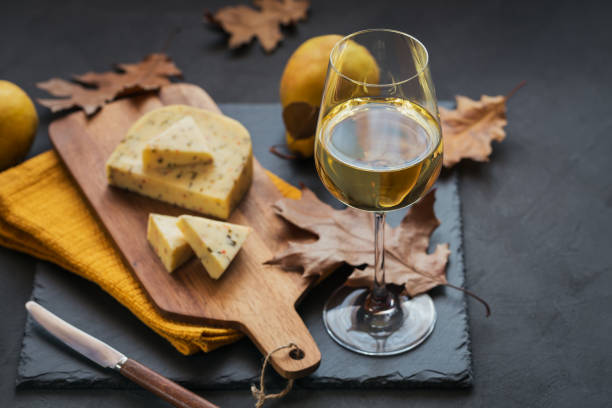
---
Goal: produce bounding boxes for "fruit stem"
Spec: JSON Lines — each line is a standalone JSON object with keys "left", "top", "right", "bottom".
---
{"left": 269, "top": 144, "right": 299, "bottom": 160}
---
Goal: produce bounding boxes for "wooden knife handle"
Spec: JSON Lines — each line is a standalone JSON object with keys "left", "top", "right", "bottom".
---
{"left": 120, "top": 358, "right": 218, "bottom": 408}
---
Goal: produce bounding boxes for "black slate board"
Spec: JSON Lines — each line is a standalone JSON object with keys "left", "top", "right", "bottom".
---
{"left": 17, "top": 103, "right": 471, "bottom": 390}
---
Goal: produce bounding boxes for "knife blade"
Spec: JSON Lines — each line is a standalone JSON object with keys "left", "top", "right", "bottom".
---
{"left": 26, "top": 301, "right": 219, "bottom": 408}
{"left": 26, "top": 301, "right": 126, "bottom": 369}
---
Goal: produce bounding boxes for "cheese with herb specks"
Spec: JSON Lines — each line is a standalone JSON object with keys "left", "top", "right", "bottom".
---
{"left": 142, "top": 116, "right": 214, "bottom": 170}
{"left": 105, "top": 105, "right": 252, "bottom": 219}
{"left": 177, "top": 215, "right": 250, "bottom": 279}
{"left": 147, "top": 213, "right": 193, "bottom": 273}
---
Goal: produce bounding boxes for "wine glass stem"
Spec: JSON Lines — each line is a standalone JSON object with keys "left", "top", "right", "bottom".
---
{"left": 368, "top": 212, "right": 391, "bottom": 309}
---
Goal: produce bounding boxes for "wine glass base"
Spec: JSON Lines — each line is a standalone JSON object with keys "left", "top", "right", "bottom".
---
{"left": 323, "top": 286, "right": 436, "bottom": 356}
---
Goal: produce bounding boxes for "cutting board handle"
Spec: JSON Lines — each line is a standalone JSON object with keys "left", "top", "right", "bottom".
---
{"left": 243, "top": 306, "right": 321, "bottom": 379}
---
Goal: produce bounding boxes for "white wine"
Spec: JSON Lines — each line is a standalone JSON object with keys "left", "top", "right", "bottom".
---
{"left": 315, "top": 97, "right": 442, "bottom": 211}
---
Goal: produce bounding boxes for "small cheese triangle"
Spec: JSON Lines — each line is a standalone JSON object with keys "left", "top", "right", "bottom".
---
{"left": 177, "top": 215, "right": 251, "bottom": 279}
{"left": 147, "top": 214, "right": 193, "bottom": 273}
{"left": 142, "top": 115, "right": 214, "bottom": 170}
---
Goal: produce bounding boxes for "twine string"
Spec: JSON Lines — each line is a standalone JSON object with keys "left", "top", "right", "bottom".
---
{"left": 251, "top": 342, "right": 299, "bottom": 408}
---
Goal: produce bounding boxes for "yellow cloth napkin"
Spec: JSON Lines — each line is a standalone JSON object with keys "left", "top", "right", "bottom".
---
{"left": 0, "top": 151, "right": 301, "bottom": 355}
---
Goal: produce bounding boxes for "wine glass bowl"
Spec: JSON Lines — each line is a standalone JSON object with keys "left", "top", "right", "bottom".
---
{"left": 315, "top": 97, "right": 442, "bottom": 211}
{"left": 315, "top": 29, "right": 442, "bottom": 356}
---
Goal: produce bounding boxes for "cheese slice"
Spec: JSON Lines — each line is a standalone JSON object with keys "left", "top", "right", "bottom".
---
{"left": 147, "top": 213, "right": 193, "bottom": 273}
{"left": 142, "top": 116, "right": 214, "bottom": 170}
{"left": 106, "top": 105, "right": 252, "bottom": 220}
{"left": 177, "top": 215, "right": 250, "bottom": 279}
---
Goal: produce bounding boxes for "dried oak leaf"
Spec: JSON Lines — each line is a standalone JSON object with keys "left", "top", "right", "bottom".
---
{"left": 254, "top": 0, "right": 310, "bottom": 24}
{"left": 440, "top": 80, "right": 526, "bottom": 168}
{"left": 206, "top": 0, "right": 310, "bottom": 52}
{"left": 37, "top": 53, "right": 182, "bottom": 115}
{"left": 266, "top": 188, "right": 451, "bottom": 297}
{"left": 440, "top": 94, "right": 508, "bottom": 168}
{"left": 206, "top": 6, "right": 282, "bottom": 52}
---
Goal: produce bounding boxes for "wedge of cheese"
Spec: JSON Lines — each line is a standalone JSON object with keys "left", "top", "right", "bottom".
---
{"left": 177, "top": 215, "right": 251, "bottom": 279}
{"left": 106, "top": 105, "right": 252, "bottom": 220}
{"left": 147, "top": 214, "right": 193, "bottom": 273}
{"left": 142, "top": 116, "right": 214, "bottom": 170}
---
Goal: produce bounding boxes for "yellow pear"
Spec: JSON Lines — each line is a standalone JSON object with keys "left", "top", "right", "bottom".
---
{"left": 0, "top": 80, "right": 38, "bottom": 170}
{"left": 279, "top": 35, "right": 379, "bottom": 157}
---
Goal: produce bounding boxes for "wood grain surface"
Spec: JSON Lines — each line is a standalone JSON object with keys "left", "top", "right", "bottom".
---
{"left": 49, "top": 84, "right": 321, "bottom": 379}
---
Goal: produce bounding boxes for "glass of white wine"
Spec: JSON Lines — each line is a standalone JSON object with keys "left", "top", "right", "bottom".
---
{"left": 315, "top": 29, "right": 443, "bottom": 355}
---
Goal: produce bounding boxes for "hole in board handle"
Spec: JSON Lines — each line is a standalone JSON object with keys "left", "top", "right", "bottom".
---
{"left": 289, "top": 347, "right": 305, "bottom": 360}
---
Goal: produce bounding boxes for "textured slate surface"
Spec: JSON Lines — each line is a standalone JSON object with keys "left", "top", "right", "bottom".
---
{"left": 17, "top": 103, "right": 471, "bottom": 390}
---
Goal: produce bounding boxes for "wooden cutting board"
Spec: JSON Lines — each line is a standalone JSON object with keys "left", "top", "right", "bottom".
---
{"left": 49, "top": 83, "right": 321, "bottom": 379}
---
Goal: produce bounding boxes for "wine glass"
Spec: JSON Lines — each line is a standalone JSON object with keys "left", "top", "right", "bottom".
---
{"left": 315, "top": 29, "right": 443, "bottom": 355}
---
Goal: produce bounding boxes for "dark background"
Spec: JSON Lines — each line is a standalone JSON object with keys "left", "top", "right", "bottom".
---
{"left": 1, "top": 0, "right": 611, "bottom": 407}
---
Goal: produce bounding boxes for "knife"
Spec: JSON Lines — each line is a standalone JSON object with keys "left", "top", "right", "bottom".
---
{"left": 25, "top": 301, "right": 218, "bottom": 408}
